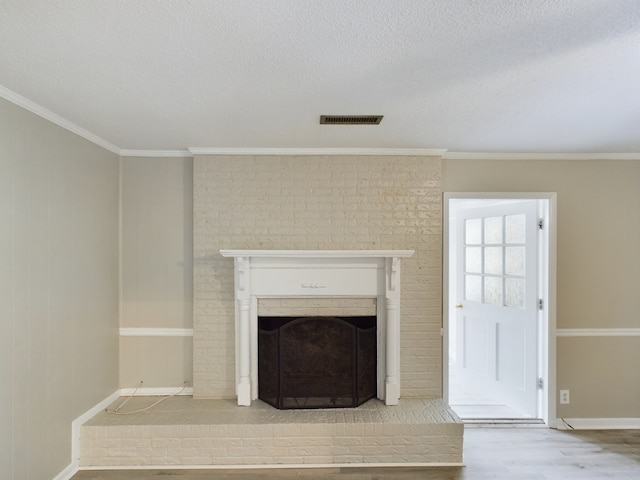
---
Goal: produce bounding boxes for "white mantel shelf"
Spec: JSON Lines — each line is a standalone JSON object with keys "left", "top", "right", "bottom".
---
{"left": 220, "top": 249, "right": 414, "bottom": 407}
{"left": 220, "top": 249, "right": 415, "bottom": 258}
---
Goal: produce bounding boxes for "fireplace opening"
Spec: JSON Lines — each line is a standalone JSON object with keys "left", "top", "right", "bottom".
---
{"left": 258, "top": 316, "right": 377, "bottom": 409}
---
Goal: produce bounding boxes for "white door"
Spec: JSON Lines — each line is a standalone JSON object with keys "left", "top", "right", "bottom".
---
{"left": 454, "top": 200, "right": 539, "bottom": 417}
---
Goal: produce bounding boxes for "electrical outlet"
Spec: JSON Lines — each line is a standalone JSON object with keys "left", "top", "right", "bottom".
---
{"left": 559, "top": 389, "right": 570, "bottom": 404}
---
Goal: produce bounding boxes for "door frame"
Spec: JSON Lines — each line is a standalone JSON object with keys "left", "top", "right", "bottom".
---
{"left": 443, "top": 192, "right": 557, "bottom": 425}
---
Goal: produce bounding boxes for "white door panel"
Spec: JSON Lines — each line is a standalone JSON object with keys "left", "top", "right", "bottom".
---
{"left": 461, "top": 314, "right": 488, "bottom": 372}
{"left": 454, "top": 200, "right": 539, "bottom": 417}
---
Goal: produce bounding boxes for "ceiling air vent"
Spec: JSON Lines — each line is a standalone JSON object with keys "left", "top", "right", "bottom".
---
{"left": 320, "top": 115, "right": 384, "bottom": 125}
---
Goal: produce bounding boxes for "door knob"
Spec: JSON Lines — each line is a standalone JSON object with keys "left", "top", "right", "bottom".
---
{"left": 455, "top": 304, "right": 464, "bottom": 309}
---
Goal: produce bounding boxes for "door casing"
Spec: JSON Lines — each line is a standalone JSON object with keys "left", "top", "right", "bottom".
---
{"left": 443, "top": 192, "right": 557, "bottom": 425}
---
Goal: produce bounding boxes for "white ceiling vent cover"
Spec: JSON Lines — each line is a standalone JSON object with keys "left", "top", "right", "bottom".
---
{"left": 320, "top": 115, "right": 384, "bottom": 125}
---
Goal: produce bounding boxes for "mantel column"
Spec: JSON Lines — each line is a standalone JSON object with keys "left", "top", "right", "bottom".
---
{"left": 385, "top": 257, "right": 401, "bottom": 405}
{"left": 235, "top": 256, "right": 251, "bottom": 406}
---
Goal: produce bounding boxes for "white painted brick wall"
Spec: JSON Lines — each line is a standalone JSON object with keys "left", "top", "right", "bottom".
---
{"left": 193, "top": 155, "right": 442, "bottom": 398}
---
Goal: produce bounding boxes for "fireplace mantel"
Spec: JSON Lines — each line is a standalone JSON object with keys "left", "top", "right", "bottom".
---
{"left": 220, "top": 249, "right": 415, "bottom": 258}
{"left": 220, "top": 249, "right": 414, "bottom": 406}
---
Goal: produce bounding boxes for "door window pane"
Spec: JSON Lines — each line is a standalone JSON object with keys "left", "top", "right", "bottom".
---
{"left": 505, "top": 246, "right": 525, "bottom": 276}
{"left": 465, "top": 247, "right": 482, "bottom": 273}
{"left": 505, "top": 278, "right": 525, "bottom": 308}
{"left": 505, "top": 214, "right": 526, "bottom": 244}
{"left": 465, "top": 274, "right": 482, "bottom": 302}
{"left": 484, "top": 247, "right": 503, "bottom": 275}
{"left": 484, "top": 216, "right": 503, "bottom": 244}
{"left": 463, "top": 210, "right": 531, "bottom": 308}
{"left": 484, "top": 277, "right": 502, "bottom": 304}
{"left": 465, "top": 218, "right": 482, "bottom": 244}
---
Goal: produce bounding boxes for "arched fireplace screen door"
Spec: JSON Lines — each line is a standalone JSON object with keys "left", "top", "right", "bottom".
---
{"left": 258, "top": 316, "right": 377, "bottom": 409}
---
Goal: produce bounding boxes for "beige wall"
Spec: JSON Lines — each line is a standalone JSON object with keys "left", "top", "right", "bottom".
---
{"left": 0, "top": 98, "right": 120, "bottom": 480}
{"left": 193, "top": 155, "right": 443, "bottom": 399}
{"left": 120, "top": 156, "right": 193, "bottom": 389}
{"left": 119, "top": 155, "right": 640, "bottom": 419}
{"left": 442, "top": 158, "right": 640, "bottom": 418}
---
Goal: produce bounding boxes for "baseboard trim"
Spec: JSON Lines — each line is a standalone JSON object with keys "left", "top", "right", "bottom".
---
{"left": 79, "top": 462, "right": 466, "bottom": 471}
{"left": 51, "top": 462, "right": 78, "bottom": 480}
{"left": 55, "top": 387, "right": 198, "bottom": 479}
{"left": 119, "top": 386, "right": 194, "bottom": 396}
{"left": 554, "top": 417, "right": 640, "bottom": 430}
{"left": 53, "top": 389, "right": 120, "bottom": 480}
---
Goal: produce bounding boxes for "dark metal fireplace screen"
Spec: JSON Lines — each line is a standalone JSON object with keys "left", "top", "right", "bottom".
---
{"left": 258, "top": 316, "right": 377, "bottom": 409}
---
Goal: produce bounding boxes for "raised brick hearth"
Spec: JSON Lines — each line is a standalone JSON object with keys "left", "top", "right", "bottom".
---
{"left": 79, "top": 396, "right": 463, "bottom": 467}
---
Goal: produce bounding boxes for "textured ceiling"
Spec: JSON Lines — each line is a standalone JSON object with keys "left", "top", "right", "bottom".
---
{"left": 0, "top": 0, "right": 638, "bottom": 153}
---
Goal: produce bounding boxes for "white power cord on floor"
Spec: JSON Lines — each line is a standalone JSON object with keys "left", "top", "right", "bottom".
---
{"left": 106, "top": 381, "right": 189, "bottom": 415}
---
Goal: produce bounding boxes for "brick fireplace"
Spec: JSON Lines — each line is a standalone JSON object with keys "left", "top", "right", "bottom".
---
{"left": 184, "top": 154, "right": 464, "bottom": 465}
{"left": 192, "top": 155, "right": 443, "bottom": 400}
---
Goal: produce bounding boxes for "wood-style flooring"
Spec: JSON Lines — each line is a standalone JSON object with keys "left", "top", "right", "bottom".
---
{"left": 71, "top": 427, "right": 640, "bottom": 480}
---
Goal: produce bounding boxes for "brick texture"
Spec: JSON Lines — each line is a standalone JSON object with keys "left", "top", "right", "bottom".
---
{"left": 193, "top": 155, "right": 442, "bottom": 398}
{"left": 79, "top": 397, "right": 462, "bottom": 466}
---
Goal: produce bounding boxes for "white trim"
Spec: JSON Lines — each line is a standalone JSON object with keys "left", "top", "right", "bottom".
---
{"left": 51, "top": 463, "right": 78, "bottom": 480}
{"left": 79, "top": 462, "right": 465, "bottom": 471}
{"left": 188, "top": 147, "right": 448, "bottom": 156}
{"left": 443, "top": 151, "right": 640, "bottom": 161}
{"left": 556, "top": 328, "right": 640, "bottom": 337}
{"left": 119, "top": 387, "right": 194, "bottom": 396}
{"left": 442, "top": 197, "right": 453, "bottom": 410}
{"left": 118, "top": 155, "right": 124, "bottom": 355}
{"left": 555, "top": 418, "right": 640, "bottom": 430}
{"left": 71, "top": 391, "right": 120, "bottom": 466}
{"left": 55, "top": 387, "right": 202, "bottom": 480}
{"left": 0, "top": 84, "right": 121, "bottom": 155}
{"left": 119, "top": 327, "right": 194, "bottom": 337}
{"left": 443, "top": 192, "right": 557, "bottom": 427}
{"left": 220, "top": 249, "right": 414, "bottom": 258}
{"left": 120, "top": 149, "right": 192, "bottom": 158}
{"left": 545, "top": 195, "right": 558, "bottom": 426}
{"left": 443, "top": 192, "right": 558, "bottom": 201}
{"left": 51, "top": 390, "right": 121, "bottom": 480}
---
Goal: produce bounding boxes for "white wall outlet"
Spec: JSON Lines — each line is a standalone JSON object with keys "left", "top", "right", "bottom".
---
{"left": 559, "top": 389, "right": 570, "bottom": 404}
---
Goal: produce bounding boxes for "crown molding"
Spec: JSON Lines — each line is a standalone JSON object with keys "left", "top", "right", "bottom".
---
{"left": 120, "top": 149, "right": 192, "bottom": 158}
{"left": 443, "top": 151, "right": 640, "bottom": 161}
{"left": 2, "top": 82, "right": 636, "bottom": 161}
{"left": 0, "top": 84, "right": 121, "bottom": 155}
{"left": 188, "top": 147, "right": 448, "bottom": 156}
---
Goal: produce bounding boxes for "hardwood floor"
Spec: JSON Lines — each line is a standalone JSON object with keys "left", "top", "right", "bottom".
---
{"left": 71, "top": 427, "right": 640, "bottom": 480}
